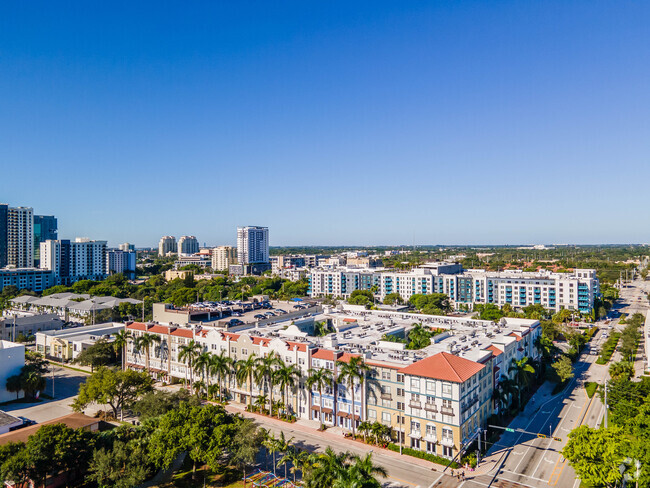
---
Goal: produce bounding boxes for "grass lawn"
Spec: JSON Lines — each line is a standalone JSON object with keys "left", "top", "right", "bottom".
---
{"left": 585, "top": 381, "right": 599, "bottom": 398}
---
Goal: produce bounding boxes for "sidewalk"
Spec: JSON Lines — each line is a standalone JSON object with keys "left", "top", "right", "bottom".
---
{"left": 223, "top": 402, "right": 446, "bottom": 473}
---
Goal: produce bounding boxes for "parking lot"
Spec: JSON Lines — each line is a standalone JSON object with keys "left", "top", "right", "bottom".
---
{"left": 188, "top": 299, "right": 321, "bottom": 328}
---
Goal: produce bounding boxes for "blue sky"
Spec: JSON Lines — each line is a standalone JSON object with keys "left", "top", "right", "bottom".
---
{"left": 1, "top": 1, "right": 649, "bottom": 247}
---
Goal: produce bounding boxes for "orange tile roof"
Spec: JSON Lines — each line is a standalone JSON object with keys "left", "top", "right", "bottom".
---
{"left": 286, "top": 341, "right": 308, "bottom": 352}
{"left": 509, "top": 333, "right": 523, "bottom": 342}
{"left": 398, "top": 352, "right": 485, "bottom": 383}
{"left": 366, "top": 360, "right": 402, "bottom": 369}
{"left": 252, "top": 337, "right": 271, "bottom": 346}
{"left": 311, "top": 348, "right": 339, "bottom": 360}
{"left": 149, "top": 325, "right": 170, "bottom": 334}
{"left": 485, "top": 345, "right": 503, "bottom": 357}
{"left": 126, "top": 322, "right": 147, "bottom": 331}
{"left": 0, "top": 413, "right": 99, "bottom": 445}
{"left": 222, "top": 332, "right": 241, "bottom": 341}
{"left": 171, "top": 328, "right": 193, "bottom": 338}
{"left": 337, "top": 352, "right": 360, "bottom": 364}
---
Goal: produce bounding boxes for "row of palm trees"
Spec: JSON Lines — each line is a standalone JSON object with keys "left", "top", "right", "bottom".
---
{"left": 262, "top": 431, "right": 386, "bottom": 487}
{"left": 117, "top": 330, "right": 373, "bottom": 429}
{"left": 493, "top": 357, "right": 537, "bottom": 414}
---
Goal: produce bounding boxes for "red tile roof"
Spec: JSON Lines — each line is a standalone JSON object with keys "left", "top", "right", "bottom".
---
{"left": 149, "top": 325, "right": 169, "bottom": 334}
{"left": 485, "top": 345, "right": 503, "bottom": 357}
{"left": 171, "top": 329, "right": 193, "bottom": 338}
{"left": 126, "top": 322, "right": 147, "bottom": 331}
{"left": 286, "top": 341, "right": 308, "bottom": 352}
{"left": 398, "top": 352, "right": 485, "bottom": 383}
{"left": 509, "top": 333, "right": 523, "bottom": 342}
{"left": 252, "top": 337, "right": 271, "bottom": 346}
{"left": 222, "top": 332, "right": 241, "bottom": 341}
{"left": 311, "top": 348, "right": 338, "bottom": 360}
{"left": 337, "top": 352, "right": 360, "bottom": 364}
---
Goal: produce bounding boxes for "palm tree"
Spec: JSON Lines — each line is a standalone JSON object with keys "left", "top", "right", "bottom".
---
{"left": 370, "top": 422, "right": 391, "bottom": 446}
{"left": 509, "top": 357, "right": 535, "bottom": 409}
{"left": 255, "top": 352, "right": 282, "bottom": 417}
{"left": 254, "top": 394, "right": 268, "bottom": 413}
{"left": 305, "top": 447, "right": 351, "bottom": 488}
{"left": 113, "top": 329, "right": 132, "bottom": 371}
{"left": 305, "top": 368, "right": 333, "bottom": 428}
{"left": 275, "top": 363, "right": 302, "bottom": 417}
{"left": 346, "top": 453, "right": 387, "bottom": 487}
{"left": 337, "top": 356, "right": 370, "bottom": 438}
{"left": 178, "top": 340, "right": 202, "bottom": 389}
{"left": 263, "top": 432, "right": 281, "bottom": 476}
{"left": 236, "top": 354, "right": 258, "bottom": 408}
{"left": 194, "top": 352, "right": 212, "bottom": 398}
{"left": 276, "top": 433, "right": 296, "bottom": 479}
{"left": 209, "top": 351, "right": 233, "bottom": 402}
{"left": 358, "top": 421, "right": 372, "bottom": 443}
{"left": 134, "top": 333, "right": 161, "bottom": 375}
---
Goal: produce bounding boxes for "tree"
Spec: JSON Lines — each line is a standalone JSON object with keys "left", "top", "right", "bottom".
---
{"left": 406, "top": 323, "right": 431, "bottom": 349}
{"left": 474, "top": 303, "right": 504, "bottom": 321}
{"left": 551, "top": 355, "right": 574, "bottom": 383}
{"left": 275, "top": 363, "right": 301, "bottom": 416}
{"left": 358, "top": 421, "right": 372, "bottom": 443}
{"left": 236, "top": 354, "right": 258, "bottom": 409}
{"left": 408, "top": 293, "right": 451, "bottom": 315}
{"left": 348, "top": 290, "right": 374, "bottom": 307}
{"left": 0, "top": 442, "right": 30, "bottom": 486}
{"left": 75, "top": 338, "right": 117, "bottom": 372}
{"left": 609, "top": 361, "right": 635, "bottom": 381}
{"left": 383, "top": 293, "right": 403, "bottom": 305}
{"left": 131, "top": 388, "right": 199, "bottom": 420}
{"left": 231, "top": 419, "right": 265, "bottom": 487}
{"left": 87, "top": 440, "right": 152, "bottom": 488}
{"left": 508, "top": 357, "right": 535, "bottom": 409}
{"left": 148, "top": 403, "right": 238, "bottom": 478}
{"left": 178, "top": 340, "right": 202, "bottom": 388}
{"left": 194, "top": 351, "right": 212, "bottom": 398}
{"left": 5, "top": 374, "right": 22, "bottom": 400}
{"left": 255, "top": 351, "right": 282, "bottom": 416}
{"left": 337, "top": 356, "right": 370, "bottom": 438}
{"left": 306, "top": 368, "right": 333, "bottom": 428}
{"left": 73, "top": 367, "right": 153, "bottom": 419}
{"left": 208, "top": 351, "right": 233, "bottom": 402}
{"left": 113, "top": 330, "right": 132, "bottom": 371}
{"left": 563, "top": 425, "right": 628, "bottom": 488}
{"left": 134, "top": 333, "right": 161, "bottom": 375}
{"left": 304, "top": 447, "right": 350, "bottom": 488}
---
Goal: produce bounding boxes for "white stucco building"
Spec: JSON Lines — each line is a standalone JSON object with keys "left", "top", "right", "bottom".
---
{"left": 0, "top": 341, "right": 25, "bottom": 403}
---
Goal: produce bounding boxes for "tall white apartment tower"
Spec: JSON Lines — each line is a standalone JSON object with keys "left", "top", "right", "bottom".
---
{"left": 158, "top": 236, "right": 177, "bottom": 257}
{"left": 178, "top": 236, "right": 199, "bottom": 256}
{"left": 237, "top": 226, "right": 269, "bottom": 264}
{"left": 7, "top": 206, "right": 34, "bottom": 268}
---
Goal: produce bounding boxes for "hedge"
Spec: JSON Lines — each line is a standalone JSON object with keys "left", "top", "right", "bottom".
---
{"left": 585, "top": 381, "right": 598, "bottom": 398}
{"left": 387, "top": 443, "right": 459, "bottom": 468}
{"left": 595, "top": 332, "right": 621, "bottom": 365}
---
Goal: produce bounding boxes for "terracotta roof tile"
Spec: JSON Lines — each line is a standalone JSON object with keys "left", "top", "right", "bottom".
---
{"left": 485, "top": 345, "right": 503, "bottom": 357}
{"left": 337, "top": 352, "right": 360, "bottom": 364}
{"left": 286, "top": 341, "right": 308, "bottom": 352}
{"left": 252, "top": 337, "right": 271, "bottom": 346}
{"left": 171, "top": 329, "right": 193, "bottom": 338}
{"left": 398, "top": 352, "right": 485, "bottom": 383}
{"left": 148, "top": 325, "right": 169, "bottom": 334}
{"left": 222, "top": 332, "right": 241, "bottom": 341}
{"left": 311, "top": 348, "right": 338, "bottom": 360}
{"left": 126, "top": 322, "right": 147, "bottom": 331}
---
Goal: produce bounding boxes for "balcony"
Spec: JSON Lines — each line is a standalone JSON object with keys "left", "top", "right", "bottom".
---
{"left": 441, "top": 436, "right": 454, "bottom": 447}
{"left": 381, "top": 392, "right": 393, "bottom": 401}
{"left": 409, "top": 400, "right": 422, "bottom": 409}
{"left": 424, "top": 403, "right": 438, "bottom": 413}
{"left": 440, "top": 407, "right": 454, "bottom": 416}
{"left": 424, "top": 432, "right": 437, "bottom": 443}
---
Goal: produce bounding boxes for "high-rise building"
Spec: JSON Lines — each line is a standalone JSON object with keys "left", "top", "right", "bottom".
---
{"left": 158, "top": 236, "right": 177, "bottom": 257}
{"left": 211, "top": 246, "right": 237, "bottom": 271}
{"left": 118, "top": 242, "right": 135, "bottom": 252}
{"left": 237, "top": 226, "right": 269, "bottom": 265}
{"left": 0, "top": 204, "right": 7, "bottom": 268}
{"left": 7, "top": 207, "right": 34, "bottom": 268}
{"left": 40, "top": 238, "right": 107, "bottom": 285}
{"left": 33, "top": 215, "right": 58, "bottom": 266}
{"left": 106, "top": 249, "right": 136, "bottom": 279}
{"left": 178, "top": 236, "right": 199, "bottom": 257}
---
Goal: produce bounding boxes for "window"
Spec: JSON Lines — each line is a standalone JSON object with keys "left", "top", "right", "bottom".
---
{"left": 397, "top": 374, "right": 404, "bottom": 383}
{"left": 443, "top": 446, "right": 453, "bottom": 457}
{"left": 382, "top": 370, "right": 391, "bottom": 380}
{"left": 410, "top": 378, "right": 420, "bottom": 390}
{"left": 382, "top": 412, "right": 391, "bottom": 424}
{"left": 397, "top": 388, "right": 404, "bottom": 397}
{"left": 411, "top": 420, "right": 420, "bottom": 432}
{"left": 426, "top": 424, "right": 436, "bottom": 436}
{"left": 426, "top": 380, "right": 436, "bottom": 394}
{"left": 242, "top": 348, "right": 248, "bottom": 356}
{"left": 397, "top": 402, "right": 404, "bottom": 411}
{"left": 231, "top": 346, "right": 236, "bottom": 353}
{"left": 368, "top": 409, "right": 377, "bottom": 419}
{"left": 442, "top": 382, "right": 452, "bottom": 397}
{"left": 411, "top": 438, "right": 421, "bottom": 449}
{"left": 442, "top": 428, "right": 453, "bottom": 440}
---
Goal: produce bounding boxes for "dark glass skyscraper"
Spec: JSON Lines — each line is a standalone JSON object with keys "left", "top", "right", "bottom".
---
{"left": 0, "top": 204, "right": 7, "bottom": 268}
{"left": 33, "top": 215, "right": 58, "bottom": 266}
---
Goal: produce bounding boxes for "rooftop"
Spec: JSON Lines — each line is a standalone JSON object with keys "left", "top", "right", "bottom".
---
{"left": 398, "top": 351, "right": 486, "bottom": 382}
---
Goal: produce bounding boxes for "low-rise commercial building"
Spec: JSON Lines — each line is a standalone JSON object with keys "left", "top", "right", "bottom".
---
{"left": 36, "top": 323, "right": 125, "bottom": 361}
{"left": 0, "top": 267, "right": 54, "bottom": 293}
{"left": 0, "top": 313, "right": 64, "bottom": 341}
{"left": 0, "top": 340, "right": 25, "bottom": 403}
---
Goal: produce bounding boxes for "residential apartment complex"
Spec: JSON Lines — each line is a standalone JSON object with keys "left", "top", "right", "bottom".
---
{"left": 211, "top": 246, "right": 237, "bottom": 271}
{"left": 0, "top": 268, "right": 54, "bottom": 293}
{"left": 237, "top": 226, "right": 269, "bottom": 264}
{"left": 125, "top": 304, "right": 540, "bottom": 461}
{"left": 40, "top": 238, "right": 108, "bottom": 285}
{"left": 178, "top": 236, "right": 199, "bottom": 256}
{"left": 106, "top": 249, "right": 136, "bottom": 278}
{"left": 158, "top": 236, "right": 177, "bottom": 256}
{"left": 2, "top": 206, "right": 35, "bottom": 268}
{"left": 309, "top": 264, "right": 599, "bottom": 312}
{"left": 0, "top": 341, "right": 25, "bottom": 403}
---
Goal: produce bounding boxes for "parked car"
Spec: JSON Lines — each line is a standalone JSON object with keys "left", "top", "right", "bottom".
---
{"left": 228, "top": 318, "right": 243, "bottom": 326}
{"left": 275, "top": 309, "right": 287, "bottom": 314}
{"left": 254, "top": 314, "right": 266, "bottom": 320}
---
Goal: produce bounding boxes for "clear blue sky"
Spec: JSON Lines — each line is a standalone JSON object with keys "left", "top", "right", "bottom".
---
{"left": 1, "top": 1, "right": 649, "bottom": 247}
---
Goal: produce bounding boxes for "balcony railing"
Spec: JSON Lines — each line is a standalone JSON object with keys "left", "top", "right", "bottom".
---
{"left": 440, "top": 407, "right": 454, "bottom": 416}
{"left": 409, "top": 400, "right": 422, "bottom": 409}
{"left": 381, "top": 392, "right": 393, "bottom": 401}
{"left": 424, "top": 403, "right": 438, "bottom": 413}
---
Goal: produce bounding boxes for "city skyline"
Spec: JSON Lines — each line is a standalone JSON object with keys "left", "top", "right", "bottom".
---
{"left": 2, "top": 1, "right": 650, "bottom": 245}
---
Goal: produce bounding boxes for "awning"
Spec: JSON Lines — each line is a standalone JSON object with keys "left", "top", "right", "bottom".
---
{"left": 311, "top": 405, "right": 320, "bottom": 411}
{"left": 322, "top": 408, "right": 333, "bottom": 414}
{"left": 337, "top": 411, "right": 349, "bottom": 418}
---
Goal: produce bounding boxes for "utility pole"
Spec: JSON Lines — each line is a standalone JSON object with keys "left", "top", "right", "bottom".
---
{"left": 605, "top": 380, "right": 607, "bottom": 428}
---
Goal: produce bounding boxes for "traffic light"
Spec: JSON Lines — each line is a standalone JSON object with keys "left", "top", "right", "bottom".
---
{"left": 537, "top": 433, "right": 547, "bottom": 438}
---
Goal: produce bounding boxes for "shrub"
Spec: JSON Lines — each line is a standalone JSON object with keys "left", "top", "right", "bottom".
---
{"left": 387, "top": 443, "right": 459, "bottom": 468}
{"left": 596, "top": 332, "right": 621, "bottom": 364}
{"left": 585, "top": 381, "right": 598, "bottom": 398}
